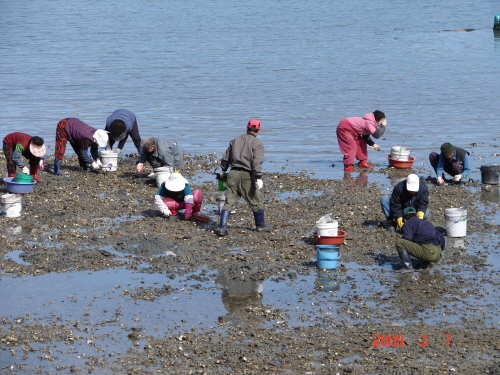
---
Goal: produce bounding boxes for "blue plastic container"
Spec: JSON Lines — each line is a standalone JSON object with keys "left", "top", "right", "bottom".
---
{"left": 3, "top": 177, "right": 36, "bottom": 194}
{"left": 316, "top": 244, "right": 341, "bottom": 269}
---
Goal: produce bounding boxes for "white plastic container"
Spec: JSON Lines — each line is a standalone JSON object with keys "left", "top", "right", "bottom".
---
{"left": 154, "top": 167, "right": 173, "bottom": 188}
{"left": 445, "top": 208, "right": 467, "bottom": 237}
{"left": 316, "top": 222, "right": 339, "bottom": 236}
{"left": 390, "top": 146, "right": 411, "bottom": 161}
{"left": 1, "top": 193, "right": 22, "bottom": 217}
{"left": 99, "top": 150, "right": 119, "bottom": 172}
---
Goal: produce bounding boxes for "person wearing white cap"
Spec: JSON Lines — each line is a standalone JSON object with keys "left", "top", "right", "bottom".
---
{"left": 380, "top": 173, "right": 430, "bottom": 230}
{"left": 2, "top": 132, "right": 47, "bottom": 182}
{"left": 53, "top": 118, "right": 109, "bottom": 175}
{"left": 154, "top": 172, "right": 203, "bottom": 221}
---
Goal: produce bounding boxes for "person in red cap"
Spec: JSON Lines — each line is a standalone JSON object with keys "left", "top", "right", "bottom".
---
{"left": 2, "top": 132, "right": 46, "bottom": 182}
{"left": 216, "top": 119, "right": 273, "bottom": 236}
{"left": 336, "top": 110, "right": 387, "bottom": 172}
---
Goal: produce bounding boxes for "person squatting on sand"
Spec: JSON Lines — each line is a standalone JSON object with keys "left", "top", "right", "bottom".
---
{"left": 154, "top": 172, "right": 203, "bottom": 221}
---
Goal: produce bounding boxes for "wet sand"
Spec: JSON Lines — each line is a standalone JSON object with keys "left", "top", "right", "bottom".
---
{"left": 1, "top": 154, "right": 500, "bottom": 374}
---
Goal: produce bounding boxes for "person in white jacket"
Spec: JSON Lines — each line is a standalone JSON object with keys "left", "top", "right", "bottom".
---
{"left": 154, "top": 173, "right": 203, "bottom": 221}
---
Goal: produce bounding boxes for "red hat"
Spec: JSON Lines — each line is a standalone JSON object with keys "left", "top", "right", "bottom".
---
{"left": 247, "top": 119, "right": 261, "bottom": 129}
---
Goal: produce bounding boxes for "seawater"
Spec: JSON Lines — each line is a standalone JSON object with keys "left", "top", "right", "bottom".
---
{"left": 1, "top": 0, "right": 500, "bottom": 179}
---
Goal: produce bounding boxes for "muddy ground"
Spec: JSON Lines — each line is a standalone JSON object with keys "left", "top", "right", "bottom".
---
{"left": 1, "top": 154, "right": 500, "bottom": 374}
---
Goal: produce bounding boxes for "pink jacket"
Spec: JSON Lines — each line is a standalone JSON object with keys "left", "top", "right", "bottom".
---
{"left": 345, "top": 113, "right": 378, "bottom": 136}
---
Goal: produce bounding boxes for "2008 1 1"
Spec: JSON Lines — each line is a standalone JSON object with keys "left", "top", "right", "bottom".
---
{"left": 373, "top": 334, "right": 451, "bottom": 347}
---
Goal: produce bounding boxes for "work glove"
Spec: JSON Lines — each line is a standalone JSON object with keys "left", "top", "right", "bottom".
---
{"left": 184, "top": 203, "right": 193, "bottom": 220}
{"left": 396, "top": 217, "right": 404, "bottom": 229}
{"left": 39, "top": 158, "right": 45, "bottom": 170}
{"left": 437, "top": 176, "right": 444, "bottom": 186}
{"left": 453, "top": 174, "right": 462, "bottom": 182}
{"left": 137, "top": 163, "right": 145, "bottom": 173}
{"left": 21, "top": 166, "right": 29, "bottom": 174}
{"left": 380, "top": 118, "right": 387, "bottom": 126}
{"left": 161, "top": 208, "right": 171, "bottom": 217}
{"left": 53, "top": 160, "right": 62, "bottom": 175}
{"left": 91, "top": 161, "right": 100, "bottom": 170}
{"left": 115, "top": 148, "right": 121, "bottom": 154}
{"left": 95, "top": 159, "right": 103, "bottom": 168}
{"left": 256, "top": 179, "right": 263, "bottom": 189}
{"left": 416, "top": 211, "right": 425, "bottom": 219}
{"left": 373, "top": 144, "right": 381, "bottom": 151}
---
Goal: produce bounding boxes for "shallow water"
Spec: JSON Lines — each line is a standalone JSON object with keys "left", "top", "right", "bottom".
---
{"left": 1, "top": 0, "right": 500, "bottom": 180}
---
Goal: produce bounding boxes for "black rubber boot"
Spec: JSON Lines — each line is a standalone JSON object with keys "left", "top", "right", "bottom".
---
{"left": 217, "top": 209, "right": 231, "bottom": 237}
{"left": 253, "top": 211, "right": 273, "bottom": 232}
{"left": 396, "top": 249, "right": 414, "bottom": 273}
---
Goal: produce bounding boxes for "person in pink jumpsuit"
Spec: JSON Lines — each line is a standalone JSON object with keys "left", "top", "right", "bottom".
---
{"left": 336, "top": 110, "right": 387, "bottom": 172}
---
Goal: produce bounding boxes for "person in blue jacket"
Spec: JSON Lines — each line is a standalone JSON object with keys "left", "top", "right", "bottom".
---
{"left": 104, "top": 109, "right": 142, "bottom": 154}
{"left": 395, "top": 207, "right": 446, "bottom": 272}
{"left": 429, "top": 142, "right": 471, "bottom": 185}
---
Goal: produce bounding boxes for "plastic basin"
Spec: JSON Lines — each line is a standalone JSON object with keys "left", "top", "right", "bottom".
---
{"left": 3, "top": 177, "right": 36, "bottom": 194}
{"left": 387, "top": 155, "right": 416, "bottom": 169}
{"left": 193, "top": 214, "right": 210, "bottom": 222}
{"left": 313, "top": 230, "right": 347, "bottom": 245}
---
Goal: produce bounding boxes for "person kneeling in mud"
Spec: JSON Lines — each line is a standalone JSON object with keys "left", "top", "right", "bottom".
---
{"left": 154, "top": 172, "right": 203, "bottom": 221}
{"left": 395, "top": 207, "right": 446, "bottom": 273}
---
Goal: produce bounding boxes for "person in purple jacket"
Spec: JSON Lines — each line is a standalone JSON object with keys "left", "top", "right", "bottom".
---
{"left": 336, "top": 110, "right": 387, "bottom": 172}
{"left": 395, "top": 207, "right": 446, "bottom": 273}
{"left": 103, "top": 109, "right": 142, "bottom": 154}
{"left": 53, "top": 118, "right": 109, "bottom": 175}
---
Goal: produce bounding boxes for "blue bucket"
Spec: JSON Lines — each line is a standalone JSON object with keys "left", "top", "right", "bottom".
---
{"left": 316, "top": 244, "right": 341, "bottom": 269}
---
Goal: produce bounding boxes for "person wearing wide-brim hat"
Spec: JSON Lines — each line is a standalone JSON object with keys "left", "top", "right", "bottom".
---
{"left": 2, "top": 132, "right": 47, "bottom": 182}
{"left": 394, "top": 207, "right": 446, "bottom": 273}
{"left": 53, "top": 118, "right": 109, "bottom": 175}
{"left": 154, "top": 172, "right": 203, "bottom": 221}
{"left": 429, "top": 142, "right": 471, "bottom": 185}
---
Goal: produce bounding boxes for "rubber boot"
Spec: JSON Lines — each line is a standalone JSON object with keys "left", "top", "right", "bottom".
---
{"left": 344, "top": 165, "right": 356, "bottom": 172}
{"left": 358, "top": 160, "right": 374, "bottom": 169}
{"left": 30, "top": 165, "right": 42, "bottom": 183}
{"left": 217, "top": 209, "right": 231, "bottom": 236}
{"left": 396, "top": 249, "right": 414, "bottom": 273}
{"left": 253, "top": 211, "right": 273, "bottom": 232}
{"left": 193, "top": 203, "right": 202, "bottom": 215}
{"left": 53, "top": 160, "right": 62, "bottom": 175}
{"left": 7, "top": 173, "right": 15, "bottom": 178}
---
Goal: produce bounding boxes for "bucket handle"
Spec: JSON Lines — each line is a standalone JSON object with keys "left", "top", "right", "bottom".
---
{"left": 317, "top": 249, "right": 341, "bottom": 261}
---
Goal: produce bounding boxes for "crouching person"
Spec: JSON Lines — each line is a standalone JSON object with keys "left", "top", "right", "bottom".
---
{"left": 395, "top": 207, "right": 446, "bottom": 273}
{"left": 154, "top": 172, "right": 203, "bottom": 221}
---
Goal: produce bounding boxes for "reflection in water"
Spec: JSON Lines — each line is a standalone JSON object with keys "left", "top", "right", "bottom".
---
{"left": 480, "top": 186, "right": 500, "bottom": 203}
{"left": 447, "top": 238, "right": 466, "bottom": 249}
{"left": 315, "top": 269, "right": 340, "bottom": 292}
{"left": 343, "top": 171, "right": 368, "bottom": 187}
{"left": 388, "top": 169, "right": 411, "bottom": 187}
{"left": 216, "top": 273, "right": 264, "bottom": 326}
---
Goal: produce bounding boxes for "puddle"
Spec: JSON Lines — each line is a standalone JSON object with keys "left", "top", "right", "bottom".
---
{"left": 4, "top": 250, "right": 32, "bottom": 265}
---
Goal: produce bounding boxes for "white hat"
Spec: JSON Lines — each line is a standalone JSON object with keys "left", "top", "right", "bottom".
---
{"left": 29, "top": 143, "right": 46, "bottom": 157}
{"left": 93, "top": 129, "right": 109, "bottom": 148}
{"left": 406, "top": 174, "right": 419, "bottom": 192}
{"left": 164, "top": 172, "right": 189, "bottom": 192}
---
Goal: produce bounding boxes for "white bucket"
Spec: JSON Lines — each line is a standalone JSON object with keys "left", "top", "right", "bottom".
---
{"left": 445, "top": 208, "right": 467, "bottom": 237}
{"left": 99, "top": 151, "right": 118, "bottom": 172}
{"left": 391, "top": 146, "right": 411, "bottom": 161}
{"left": 154, "top": 167, "right": 173, "bottom": 188}
{"left": 1, "top": 193, "right": 22, "bottom": 218}
{"left": 316, "top": 221, "right": 339, "bottom": 236}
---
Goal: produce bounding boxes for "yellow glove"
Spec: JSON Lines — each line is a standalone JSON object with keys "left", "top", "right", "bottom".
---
{"left": 396, "top": 217, "right": 404, "bottom": 228}
{"left": 416, "top": 211, "right": 424, "bottom": 219}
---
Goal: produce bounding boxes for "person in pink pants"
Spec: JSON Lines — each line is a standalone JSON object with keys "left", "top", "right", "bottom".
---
{"left": 336, "top": 110, "right": 387, "bottom": 172}
{"left": 154, "top": 172, "right": 203, "bottom": 221}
